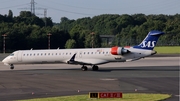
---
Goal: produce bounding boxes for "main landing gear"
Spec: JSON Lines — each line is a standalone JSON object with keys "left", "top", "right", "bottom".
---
{"left": 92, "top": 65, "right": 99, "bottom": 71}
{"left": 10, "top": 64, "right": 14, "bottom": 70}
{"left": 81, "top": 65, "right": 99, "bottom": 71}
{"left": 81, "top": 65, "right": 88, "bottom": 71}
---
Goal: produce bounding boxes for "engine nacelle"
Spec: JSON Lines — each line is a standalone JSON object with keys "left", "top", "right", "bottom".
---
{"left": 111, "top": 46, "right": 130, "bottom": 55}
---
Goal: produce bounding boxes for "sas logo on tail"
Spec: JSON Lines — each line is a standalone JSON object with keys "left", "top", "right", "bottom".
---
{"left": 141, "top": 41, "right": 156, "bottom": 48}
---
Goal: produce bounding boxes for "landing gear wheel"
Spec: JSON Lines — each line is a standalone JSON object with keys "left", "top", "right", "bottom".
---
{"left": 10, "top": 66, "right": 14, "bottom": 69}
{"left": 10, "top": 64, "right": 14, "bottom": 70}
{"left": 92, "top": 65, "right": 99, "bottom": 71}
{"left": 81, "top": 66, "right": 88, "bottom": 71}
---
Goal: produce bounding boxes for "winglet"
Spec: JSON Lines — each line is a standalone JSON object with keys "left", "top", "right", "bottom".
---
{"left": 67, "top": 53, "right": 77, "bottom": 64}
{"left": 69, "top": 53, "right": 76, "bottom": 61}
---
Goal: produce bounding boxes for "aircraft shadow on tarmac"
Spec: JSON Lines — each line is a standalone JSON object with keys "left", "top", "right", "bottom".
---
{"left": 18, "top": 66, "right": 179, "bottom": 72}
{"left": 95, "top": 66, "right": 179, "bottom": 72}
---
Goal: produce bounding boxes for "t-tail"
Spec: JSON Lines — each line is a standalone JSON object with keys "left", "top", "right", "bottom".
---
{"left": 133, "top": 30, "right": 165, "bottom": 50}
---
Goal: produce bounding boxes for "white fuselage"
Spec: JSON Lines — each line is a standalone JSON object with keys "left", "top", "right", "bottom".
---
{"left": 2, "top": 47, "right": 155, "bottom": 66}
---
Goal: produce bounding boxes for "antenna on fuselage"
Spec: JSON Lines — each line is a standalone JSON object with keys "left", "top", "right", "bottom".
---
{"left": 30, "top": 48, "right": 33, "bottom": 50}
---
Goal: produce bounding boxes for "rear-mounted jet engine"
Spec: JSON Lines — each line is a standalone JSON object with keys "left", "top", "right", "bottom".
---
{"left": 111, "top": 46, "right": 130, "bottom": 55}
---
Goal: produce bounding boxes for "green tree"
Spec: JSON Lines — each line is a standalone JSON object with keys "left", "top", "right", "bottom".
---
{"left": 65, "top": 39, "right": 76, "bottom": 48}
{"left": 8, "top": 10, "right": 13, "bottom": 18}
{"left": 1, "top": 11, "right": 180, "bottom": 52}
{"left": 69, "top": 25, "right": 87, "bottom": 48}
{"left": 85, "top": 32, "right": 101, "bottom": 48}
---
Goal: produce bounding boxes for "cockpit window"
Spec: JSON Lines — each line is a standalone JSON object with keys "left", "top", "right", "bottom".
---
{"left": 9, "top": 53, "right": 14, "bottom": 56}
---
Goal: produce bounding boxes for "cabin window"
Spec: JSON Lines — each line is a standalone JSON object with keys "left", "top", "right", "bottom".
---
{"left": 27, "top": 54, "right": 29, "bottom": 56}
{"left": 56, "top": 53, "right": 57, "bottom": 55}
{"left": 59, "top": 53, "right": 61, "bottom": 55}
{"left": 34, "top": 54, "right": 35, "bottom": 56}
{"left": 106, "top": 52, "right": 108, "bottom": 54}
{"left": 30, "top": 54, "right": 32, "bottom": 56}
{"left": 23, "top": 54, "right": 25, "bottom": 56}
{"left": 70, "top": 53, "right": 71, "bottom": 55}
{"left": 99, "top": 52, "right": 101, "bottom": 54}
{"left": 87, "top": 52, "right": 89, "bottom": 54}
{"left": 66, "top": 53, "right": 68, "bottom": 55}
{"left": 44, "top": 53, "right": 46, "bottom": 55}
{"left": 84, "top": 52, "right": 86, "bottom": 54}
{"left": 91, "top": 52, "right": 93, "bottom": 54}
{"left": 41, "top": 53, "right": 43, "bottom": 56}
{"left": 52, "top": 53, "right": 53, "bottom": 55}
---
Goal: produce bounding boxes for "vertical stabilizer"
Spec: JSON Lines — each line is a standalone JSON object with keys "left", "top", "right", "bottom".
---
{"left": 133, "top": 30, "right": 164, "bottom": 50}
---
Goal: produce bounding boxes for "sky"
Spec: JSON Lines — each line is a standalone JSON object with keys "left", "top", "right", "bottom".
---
{"left": 0, "top": 0, "right": 180, "bottom": 23}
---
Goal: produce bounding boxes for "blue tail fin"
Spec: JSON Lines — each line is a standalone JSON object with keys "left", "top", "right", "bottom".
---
{"left": 133, "top": 30, "right": 164, "bottom": 50}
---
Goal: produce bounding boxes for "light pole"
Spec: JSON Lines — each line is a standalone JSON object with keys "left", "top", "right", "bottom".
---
{"left": 47, "top": 33, "right": 52, "bottom": 49}
{"left": 2, "top": 34, "right": 7, "bottom": 54}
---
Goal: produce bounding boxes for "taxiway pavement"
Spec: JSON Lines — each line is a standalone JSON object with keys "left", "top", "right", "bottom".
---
{"left": 0, "top": 57, "right": 179, "bottom": 101}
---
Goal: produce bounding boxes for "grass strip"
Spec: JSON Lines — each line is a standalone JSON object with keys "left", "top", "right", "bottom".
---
{"left": 17, "top": 93, "right": 171, "bottom": 101}
{"left": 154, "top": 46, "right": 180, "bottom": 54}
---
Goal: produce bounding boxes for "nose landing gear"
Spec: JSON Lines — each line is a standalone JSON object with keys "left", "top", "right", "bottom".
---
{"left": 10, "top": 64, "right": 14, "bottom": 70}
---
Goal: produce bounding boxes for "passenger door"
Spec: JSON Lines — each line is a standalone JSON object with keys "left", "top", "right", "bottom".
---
{"left": 79, "top": 51, "right": 82, "bottom": 58}
{"left": 17, "top": 51, "right": 22, "bottom": 62}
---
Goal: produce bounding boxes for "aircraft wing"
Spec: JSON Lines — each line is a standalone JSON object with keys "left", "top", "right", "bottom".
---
{"left": 66, "top": 54, "right": 109, "bottom": 65}
{"left": 67, "top": 58, "right": 109, "bottom": 65}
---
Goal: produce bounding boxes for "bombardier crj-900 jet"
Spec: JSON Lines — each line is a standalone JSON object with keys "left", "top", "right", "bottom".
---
{"left": 2, "top": 30, "right": 164, "bottom": 71}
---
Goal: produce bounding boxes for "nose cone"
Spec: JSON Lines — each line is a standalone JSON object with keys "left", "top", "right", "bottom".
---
{"left": 2, "top": 57, "right": 9, "bottom": 65}
{"left": 2, "top": 58, "right": 6, "bottom": 63}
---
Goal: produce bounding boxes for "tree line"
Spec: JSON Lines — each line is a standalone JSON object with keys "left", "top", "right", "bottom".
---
{"left": 0, "top": 10, "right": 179, "bottom": 52}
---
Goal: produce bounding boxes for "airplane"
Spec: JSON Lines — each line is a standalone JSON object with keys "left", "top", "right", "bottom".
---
{"left": 2, "top": 30, "right": 164, "bottom": 71}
